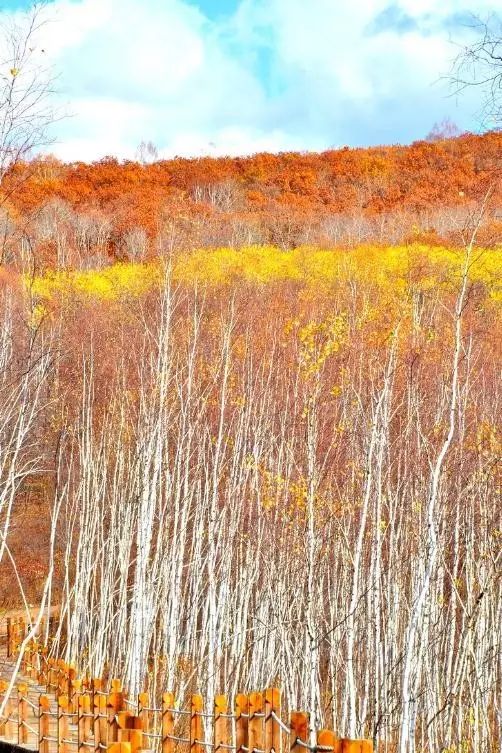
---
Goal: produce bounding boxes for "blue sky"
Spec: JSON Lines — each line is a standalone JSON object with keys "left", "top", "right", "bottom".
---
{"left": 0, "top": 0, "right": 499, "bottom": 161}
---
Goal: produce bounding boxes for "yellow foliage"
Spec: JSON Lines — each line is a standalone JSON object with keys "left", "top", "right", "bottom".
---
{"left": 24, "top": 244, "right": 501, "bottom": 308}
{"left": 28, "top": 262, "right": 162, "bottom": 302}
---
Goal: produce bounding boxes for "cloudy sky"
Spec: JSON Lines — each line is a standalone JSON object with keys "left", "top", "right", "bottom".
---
{"left": 1, "top": 0, "right": 499, "bottom": 161}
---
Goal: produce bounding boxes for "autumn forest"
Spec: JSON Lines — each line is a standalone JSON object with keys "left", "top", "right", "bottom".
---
{"left": 0, "top": 4, "right": 501, "bottom": 753}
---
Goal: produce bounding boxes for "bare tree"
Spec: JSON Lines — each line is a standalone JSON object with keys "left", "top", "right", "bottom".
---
{"left": 450, "top": 14, "right": 502, "bottom": 128}
{"left": 0, "top": 2, "right": 58, "bottom": 186}
{"left": 135, "top": 140, "right": 159, "bottom": 165}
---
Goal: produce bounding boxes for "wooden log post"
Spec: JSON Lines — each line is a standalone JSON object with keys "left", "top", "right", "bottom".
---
{"left": 83, "top": 693, "right": 93, "bottom": 739}
{"left": 72, "top": 678, "right": 82, "bottom": 717}
{"left": 68, "top": 667, "right": 77, "bottom": 712}
{"left": 214, "top": 695, "right": 230, "bottom": 753}
{"left": 108, "top": 680, "right": 125, "bottom": 743}
{"left": 0, "top": 679, "right": 7, "bottom": 736}
{"left": 340, "top": 741, "right": 373, "bottom": 753}
{"left": 248, "top": 692, "right": 265, "bottom": 753}
{"left": 16, "top": 618, "right": 25, "bottom": 655}
{"left": 317, "top": 729, "right": 341, "bottom": 753}
{"left": 6, "top": 617, "right": 12, "bottom": 658}
{"left": 138, "top": 692, "right": 150, "bottom": 736}
{"left": 27, "top": 642, "right": 37, "bottom": 680}
{"left": 235, "top": 694, "right": 248, "bottom": 753}
{"left": 18, "top": 682, "right": 29, "bottom": 745}
{"left": 79, "top": 693, "right": 92, "bottom": 753}
{"left": 108, "top": 743, "right": 131, "bottom": 753}
{"left": 2, "top": 683, "right": 15, "bottom": 740}
{"left": 94, "top": 692, "right": 108, "bottom": 753}
{"left": 190, "top": 695, "right": 204, "bottom": 753}
{"left": 58, "top": 695, "right": 71, "bottom": 753}
{"left": 56, "top": 660, "right": 66, "bottom": 699}
{"left": 39, "top": 695, "right": 51, "bottom": 753}
{"left": 20, "top": 639, "right": 27, "bottom": 675}
{"left": 265, "top": 688, "right": 281, "bottom": 753}
{"left": 289, "top": 712, "right": 309, "bottom": 753}
{"left": 162, "top": 692, "right": 175, "bottom": 753}
{"left": 39, "top": 647, "right": 48, "bottom": 687}
{"left": 128, "top": 718, "right": 143, "bottom": 753}
{"left": 117, "top": 713, "right": 143, "bottom": 753}
{"left": 47, "top": 659, "right": 55, "bottom": 693}
{"left": 116, "top": 711, "right": 131, "bottom": 749}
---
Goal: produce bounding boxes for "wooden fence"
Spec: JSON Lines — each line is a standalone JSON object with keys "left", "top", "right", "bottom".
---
{"left": 1, "top": 617, "right": 373, "bottom": 753}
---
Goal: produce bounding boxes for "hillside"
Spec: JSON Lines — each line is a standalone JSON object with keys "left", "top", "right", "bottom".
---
{"left": 0, "top": 131, "right": 500, "bottom": 269}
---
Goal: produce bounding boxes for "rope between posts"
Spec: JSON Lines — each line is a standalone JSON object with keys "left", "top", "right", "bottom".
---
{"left": 143, "top": 731, "right": 162, "bottom": 739}
{"left": 194, "top": 739, "right": 214, "bottom": 746}
{"left": 61, "top": 738, "right": 78, "bottom": 745}
{"left": 294, "top": 738, "right": 324, "bottom": 751}
{"left": 41, "top": 735, "right": 58, "bottom": 742}
{"left": 141, "top": 706, "right": 161, "bottom": 712}
{"left": 21, "top": 695, "right": 40, "bottom": 712}
{"left": 270, "top": 711, "right": 292, "bottom": 734}
{"left": 167, "top": 734, "right": 190, "bottom": 743}
{"left": 21, "top": 720, "right": 39, "bottom": 735}
{"left": 79, "top": 741, "right": 95, "bottom": 748}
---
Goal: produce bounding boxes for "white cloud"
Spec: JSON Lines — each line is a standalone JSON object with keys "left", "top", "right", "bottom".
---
{"left": 0, "top": 0, "right": 498, "bottom": 160}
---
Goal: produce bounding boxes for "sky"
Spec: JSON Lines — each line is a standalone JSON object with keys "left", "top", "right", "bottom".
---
{"left": 0, "top": 0, "right": 499, "bottom": 161}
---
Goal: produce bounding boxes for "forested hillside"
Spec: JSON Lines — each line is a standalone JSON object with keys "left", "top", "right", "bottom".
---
{"left": 0, "top": 131, "right": 500, "bottom": 267}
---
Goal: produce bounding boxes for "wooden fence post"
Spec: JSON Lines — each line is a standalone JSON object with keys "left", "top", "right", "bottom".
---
{"left": 0, "top": 679, "right": 7, "bottom": 736}
{"left": 265, "top": 688, "right": 281, "bottom": 753}
{"left": 214, "top": 695, "right": 230, "bottom": 753}
{"left": 2, "top": 682, "right": 14, "bottom": 740}
{"left": 317, "top": 729, "right": 341, "bottom": 753}
{"left": 68, "top": 667, "right": 77, "bottom": 712}
{"left": 108, "top": 743, "right": 131, "bottom": 753}
{"left": 235, "top": 694, "right": 248, "bottom": 753}
{"left": 40, "top": 647, "right": 49, "bottom": 687}
{"left": 79, "top": 693, "right": 92, "bottom": 753}
{"left": 6, "top": 617, "right": 12, "bottom": 657}
{"left": 72, "top": 678, "right": 82, "bottom": 716}
{"left": 138, "top": 692, "right": 150, "bottom": 736}
{"left": 95, "top": 692, "right": 108, "bottom": 753}
{"left": 39, "top": 695, "right": 51, "bottom": 753}
{"left": 191, "top": 694, "right": 204, "bottom": 753}
{"left": 289, "top": 712, "right": 309, "bottom": 753}
{"left": 117, "top": 713, "right": 143, "bottom": 753}
{"left": 84, "top": 693, "right": 93, "bottom": 739}
{"left": 162, "top": 692, "right": 174, "bottom": 753}
{"left": 340, "top": 741, "right": 373, "bottom": 752}
{"left": 108, "top": 680, "right": 124, "bottom": 743}
{"left": 18, "top": 682, "right": 29, "bottom": 744}
{"left": 249, "top": 692, "right": 265, "bottom": 753}
{"left": 58, "top": 695, "right": 70, "bottom": 753}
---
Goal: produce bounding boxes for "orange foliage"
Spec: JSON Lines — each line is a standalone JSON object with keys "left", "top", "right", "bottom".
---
{"left": 0, "top": 131, "right": 499, "bottom": 269}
